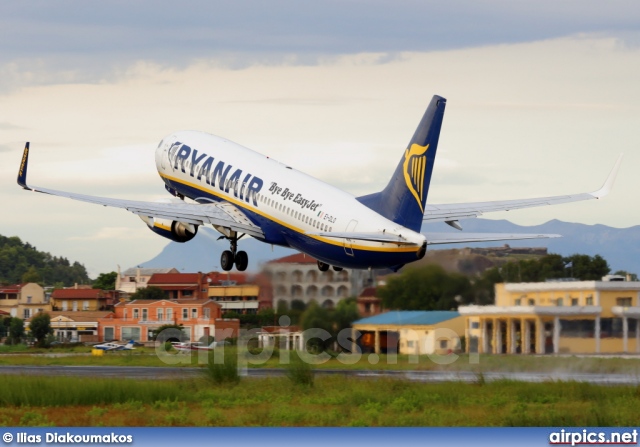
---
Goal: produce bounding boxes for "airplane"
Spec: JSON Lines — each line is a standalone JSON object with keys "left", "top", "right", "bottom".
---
{"left": 16, "top": 95, "right": 622, "bottom": 273}
{"left": 93, "top": 340, "right": 136, "bottom": 351}
{"left": 173, "top": 340, "right": 225, "bottom": 353}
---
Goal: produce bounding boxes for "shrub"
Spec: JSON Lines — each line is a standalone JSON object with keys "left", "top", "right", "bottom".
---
{"left": 286, "top": 352, "right": 314, "bottom": 387}
{"left": 203, "top": 348, "right": 240, "bottom": 385}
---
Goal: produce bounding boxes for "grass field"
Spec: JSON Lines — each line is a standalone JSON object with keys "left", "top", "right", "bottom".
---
{"left": 2, "top": 349, "right": 640, "bottom": 426}
{"left": 0, "top": 373, "right": 638, "bottom": 426}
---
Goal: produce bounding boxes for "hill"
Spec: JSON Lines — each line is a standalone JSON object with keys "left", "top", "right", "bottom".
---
{"left": 0, "top": 235, "right": 91, "bottom": 286}
{"left": 421, "top": 219, "right": 640, "bottom": 274}
{"left": 135, "top": 219, "right": 640, "bottom": 275}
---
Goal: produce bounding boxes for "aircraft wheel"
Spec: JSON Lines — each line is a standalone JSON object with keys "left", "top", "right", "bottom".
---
{"left": 332, "top": 266, "right": 343, "bottom": 272}
{"left": 317, "top": 261, "right": 329, "bottom": 272}
{"left": 235, "top": 251, "right": 249, "bottom": 271}
{"left": 221, "top": 250, "right": 235, "bottom": 271}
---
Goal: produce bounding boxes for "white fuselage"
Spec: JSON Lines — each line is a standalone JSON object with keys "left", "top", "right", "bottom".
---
{"left": 154, "top": 131, "right": 426, "bottom": 269}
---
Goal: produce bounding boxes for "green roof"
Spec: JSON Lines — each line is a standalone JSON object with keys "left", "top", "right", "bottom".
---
{"left": 354, "top": 311, "right": 460, "bottom": 326}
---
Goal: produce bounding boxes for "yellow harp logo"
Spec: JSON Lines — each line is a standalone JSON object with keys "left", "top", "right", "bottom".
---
{"left": 402, "top": 143, "right": 429, "bottom": 213}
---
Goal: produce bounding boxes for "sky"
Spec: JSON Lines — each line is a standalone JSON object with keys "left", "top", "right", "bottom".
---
{"left": 1, "top": 1, "right": 639, "bottom": 278}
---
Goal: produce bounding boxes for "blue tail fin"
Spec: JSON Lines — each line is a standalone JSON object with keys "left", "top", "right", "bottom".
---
{"left": 357, "top": 95, "right": 446, "bottom": 232}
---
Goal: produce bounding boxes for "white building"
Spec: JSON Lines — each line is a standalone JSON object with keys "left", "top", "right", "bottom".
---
{"left": 115, "top": 267, "right": 179, "bottom": 295}
{"left": 262, "top": 253, "right": 368, "bottom": 309}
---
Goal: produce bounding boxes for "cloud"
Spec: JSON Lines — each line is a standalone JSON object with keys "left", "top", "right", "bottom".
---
{"left": 1, "top": 1, "right": 639, "bottom": 90}
{"left": 1, "top": 32, "right": 638, "bottom": 276}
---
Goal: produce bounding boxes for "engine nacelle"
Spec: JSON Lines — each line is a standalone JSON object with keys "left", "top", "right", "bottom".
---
{"left": 140, "top": 216, "right": 198, "bottom": 243}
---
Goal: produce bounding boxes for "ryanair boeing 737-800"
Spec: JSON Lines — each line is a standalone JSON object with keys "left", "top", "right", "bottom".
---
{"left": 17, "top": 95, "right": 621, "bottom": 272}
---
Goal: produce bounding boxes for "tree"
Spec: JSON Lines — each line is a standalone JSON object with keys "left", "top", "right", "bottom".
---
{"left": 469, "top": 267, "right": 503, "bottom": 305}
{"left": 129, "top": 286, "right": 166, "bottom": 301}
{"left": 332, "top": 298, "right": 360, "bottom": 336}
{"left": 565, "top": 254, "right": 610, "bottom": 280}
{"left": 498, "top": 254, "right": 610, "bottom": 283}
{"left": 29, "top": 313, "right": 52, "bottom": 347}
{"left": 153, "top": 324, "right": 186, "bottom": 342}
{"left": 0, "top": 317, "right": 11, "bottom": 338}
{"left": 300, "top": 301, "right": 333, "bottom": 351}
{"left": 276, "top": 300, "right": 289, "bottom": 315}
{"left": 287, "top": 299, "right": 307, "bottom": 325}
{"left": 378, "top": 265, "right": 472, "bottom": 310}
{"left": 6, "top": 318, "right": 25, "bottom": 345}
{"left": 93, "top": 271, "right": 117, "bottom": 290}
{"left": 257, "top": 307, "right": 276, "bottom": 327}
{"left": 0, "top": 234, "right": 91, "bottom": 286}
{"left": 21, "top": 266, "right": 42, "bottom": 284}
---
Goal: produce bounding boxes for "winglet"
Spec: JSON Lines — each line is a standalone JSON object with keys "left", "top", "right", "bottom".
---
{"left": 17, "top": 142, "right": 31, "bottom": 190}
{"left": 591, "top": 153, "right": 623, "bottom": 199}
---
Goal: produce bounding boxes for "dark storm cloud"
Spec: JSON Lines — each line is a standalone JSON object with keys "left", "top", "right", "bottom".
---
{"left": 0, "top": 0, "right": 638, "bottom": 88}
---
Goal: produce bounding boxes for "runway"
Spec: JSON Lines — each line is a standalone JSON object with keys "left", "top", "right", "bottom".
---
{"left": 1, "top": 365, "right": 639, "bottom": 385}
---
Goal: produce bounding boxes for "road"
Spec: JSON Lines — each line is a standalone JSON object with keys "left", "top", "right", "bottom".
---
{"left": 1, "top": 365, "right": 640, "bottom": 385}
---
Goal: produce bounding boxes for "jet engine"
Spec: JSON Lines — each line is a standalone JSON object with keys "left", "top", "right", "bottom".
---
{"left": 139, "top": 215, "right": 198, "bottom": 243}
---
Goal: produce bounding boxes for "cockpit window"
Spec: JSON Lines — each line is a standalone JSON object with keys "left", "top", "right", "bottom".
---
{"left": 167, "top": 142, "right": 180, "bottom": 170}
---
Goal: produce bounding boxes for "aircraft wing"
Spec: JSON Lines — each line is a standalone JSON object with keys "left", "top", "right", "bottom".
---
{"left": 423, "top": 154, "right": 622, "bottom": 224}
{"left": 424, "top": 232, "right": 560, "bottom": 245}
{"left": 16, "top": 143, "right": 264, "bottom": 238}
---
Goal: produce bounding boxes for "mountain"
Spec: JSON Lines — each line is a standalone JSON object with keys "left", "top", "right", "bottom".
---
{"left": 135, "top": 219, "right": 640, "bottom": 275}
{"left": 137, "top": 227, "right": 297, "bottom": 273}
{"left": 421, "top": 219, "right": 640, "bottom": 274}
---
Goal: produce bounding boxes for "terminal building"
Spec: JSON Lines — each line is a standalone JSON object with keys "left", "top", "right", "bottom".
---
{"left": 459, "top": 277, "right": 640, "bottom": 355}
{"left": 352, "top": 311, "right": 465, "bottom": 355}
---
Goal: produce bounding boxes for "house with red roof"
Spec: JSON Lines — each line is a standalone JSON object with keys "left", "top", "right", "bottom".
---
{"left": 98, "top": 298, "right": 238, "bottom": 343}
{"left": 51, "top": 288, "right": 117, "bottom": 312}
{"left": 147, "top": 272, "right": 210, "bottom": 300}
{"left": 0, "top": 283, "right": 50, "bottom": 319}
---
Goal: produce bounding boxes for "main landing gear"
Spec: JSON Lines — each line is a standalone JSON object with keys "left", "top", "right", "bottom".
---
{"left": 219, "top": 233, "right": 248, "bottom": 272}
{"left": 317, "top": 261, "right": 343, "bottom": 272}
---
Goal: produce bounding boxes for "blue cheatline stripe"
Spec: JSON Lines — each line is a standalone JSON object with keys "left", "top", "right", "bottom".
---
{"left": 161, "top": 174, "right": 423, "bottom": 269}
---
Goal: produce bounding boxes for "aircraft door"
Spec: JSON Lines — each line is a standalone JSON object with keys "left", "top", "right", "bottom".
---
{"left": 344, "top": 219, "right": 358, "bottom": 256}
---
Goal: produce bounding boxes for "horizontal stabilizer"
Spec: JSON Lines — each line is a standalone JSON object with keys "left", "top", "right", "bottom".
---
{"left": 309, "top": 231, "right": 419, "bottom": 246}
{"left": 424, "top": 232, "right": 560, "bottom": 245}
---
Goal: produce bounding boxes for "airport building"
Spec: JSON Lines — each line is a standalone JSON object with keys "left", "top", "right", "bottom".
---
{"left": 459, "top": 277, "right": 640, "bottom": 354}
{"left": 352, "top": 311, "right": 465, "bottom": 355}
